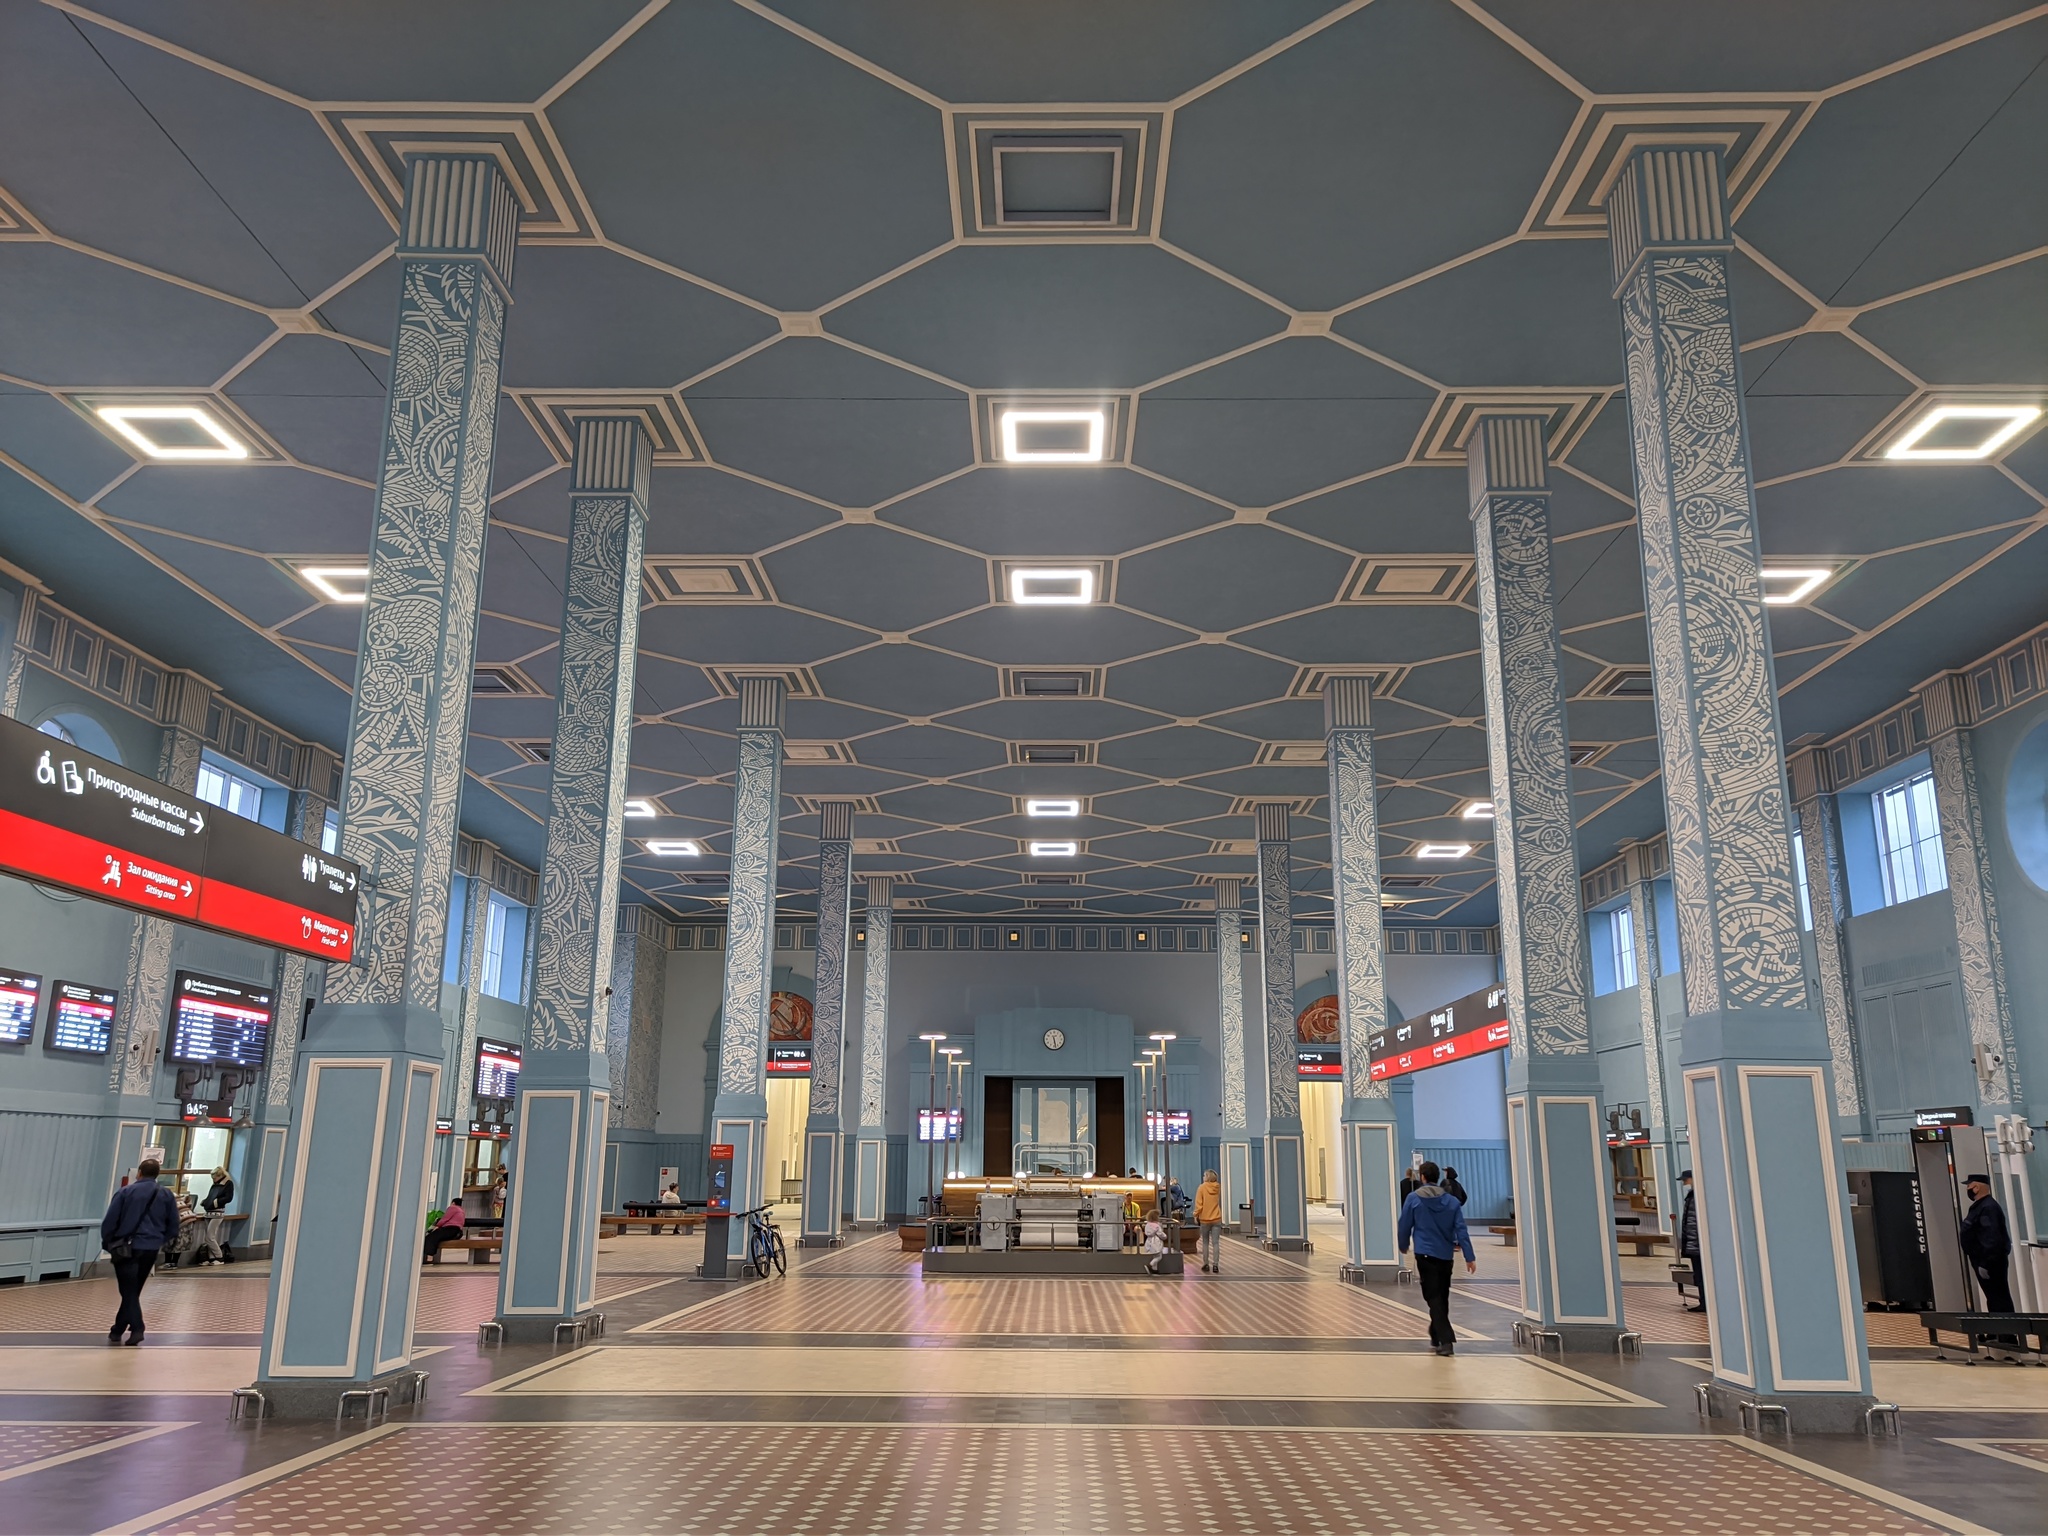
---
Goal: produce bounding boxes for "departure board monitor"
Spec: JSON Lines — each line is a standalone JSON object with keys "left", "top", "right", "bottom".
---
{"left": 474, "top": 1038, "right": 521, "bottom": 1101}
{"left": 49, "top": 981, "right": 116, "bottom": 1054}
{"left": 166, "top": 972, "right": 273, "bottom": 1069}
{"left": 0, "top": 968, "right": 40, "bottom": 1044}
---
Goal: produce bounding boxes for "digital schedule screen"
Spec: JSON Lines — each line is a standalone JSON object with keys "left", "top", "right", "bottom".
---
{"left": 1145, "top": 1110, "right": 1192, "bottom": 1144}
{"left": 166, "top": 972, "right": 272, "bottom": 1069}
{"left": 49, "top": 981, "right": 116, "bottom": 1054}
{"left": 474, "top": 1038, "right": 521, "bottom": 1101}
{"left": 0, "top": 968, "right": 38, "bottom": 1044}
{"left": 916, "top": 1108, "right": 961, "bottom": 1143}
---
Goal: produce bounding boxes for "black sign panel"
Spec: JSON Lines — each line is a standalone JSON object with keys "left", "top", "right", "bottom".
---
{"left": 1368, "top": 982, "right": 1513, "bottom": 1081}
{"left": 475, "top": 1038, "right": 521, "bottom": 1100}
{"left": 0, "top": 968, "right": 38, "bottom": 1044}
{"left": 167, "top": 971, "right": 273, "bottom": 1069}
{"left": 1912, "top": 1105, "right": 1975, "bottom": 1128}
{"left": 49, "top": 981, "right": 116, "bottom": 1054}
{"left": 0, "top": 713, "right": 357, "bottom": 961}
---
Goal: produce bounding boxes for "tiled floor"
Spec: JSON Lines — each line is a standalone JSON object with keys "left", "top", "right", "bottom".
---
{"left": 1, "top": 1227, "right": 2043, "bottom": 1534}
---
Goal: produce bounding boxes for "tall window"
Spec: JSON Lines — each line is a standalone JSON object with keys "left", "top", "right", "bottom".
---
{"left": 321, "top": 807, "right": 340, "bottom": 855}
{"left": 1791, "top": 828, "right": 1813, "bottom": 931}
{"left": 1874, "top": 771, "right": 1948, "bottom": 907}
{"left": 197, "top": 759, "right": 266, "bottom": 823}
{"left": 479, "top": 890, "right": 530, "bottom": 1004}
{"left": 1610, "top": 904, "right": 1638, "bottom": 991}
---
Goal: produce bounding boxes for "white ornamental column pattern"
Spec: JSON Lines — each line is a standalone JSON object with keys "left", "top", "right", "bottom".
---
{"left": 715, "top": 677, "right": 786, "bottom": 1100}
{"left": 857, "top": 877, "right": 894, "bottom": 1133}
{"left": 326, "top": 155, "right": 518, "bottom": 1014}
{"left": 607, "top": 911, "right": 667, "bottom": 1131}
{"left": 447, "top": 846, "right": 495, "bottom": 1129}
{"left": 808, "top": 802, "right": 856, "bottom": 1124}
{"left": 1255, "top": 803, "right": 1299, "bottom": 1123}
{"left": 1215, "top": 879, "right": 1248, "bottom": 1137}
{"left": 265, "top": 773, "right": 337, "bottom": 1112}
{"left": 1787, "top": 752, "right": 1867, "bottom": 1123}
{"left": 1324, "top": 677, "right": 1390, "bottom": 1101}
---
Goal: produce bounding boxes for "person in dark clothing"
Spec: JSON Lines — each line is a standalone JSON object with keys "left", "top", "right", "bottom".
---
{"left": 100, "top": 1160, "right": 183, "bottom": 1344}
{"left": 198, "top": 1168, "right": 236, "bottom": 1264}
{"left": 1398, "top": 1160, "right": 1423, "bottom": 1204}
{"left": 1960, "top": 1175, "right": 2016, "bottom": 1314}
{"left": 1677, "top": 1169, "right": 1705, "bottom": 1311}
{"left": 1441, "top": 1167, "right": 1468, "bottom": 1207}
{"left": 1398, "top": 1160, "right": 1476, "bottom": 1355}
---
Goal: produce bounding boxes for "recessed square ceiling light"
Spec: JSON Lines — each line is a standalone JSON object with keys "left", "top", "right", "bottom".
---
{"left": 96, "top": 405, "right": 250, "bottom": 460}
{"left": 1414, "top": 842, "right": 1473, "bottom": 860}
{"left": 1460, "top": 800, "right": 1495, "bottom": 820}
{"left": 1026, "top": 798, "right": 1081, "bottom": 817}
{"left": 644, "top": 839, "right": 702, "bottom": 857}
{"left": 623, "top": 798, "right": 660, "bottom": 819}
{"left": 999, "top": 408, "right": 1106, "bottom": 464}
{"left": 1028, "top": 840, "right": 1079, "bottom": 857}
{"left": 1008, "top": 567, "right": 1097, "bottom": 605}
{"left": 298, "top": 565, "right": 370, "bottom": 604}
{"left": 1883, "top": 404, "right": 2041, "bottom": 461}
{"left": 1759, "top": 567, "right": 1835, "bottom": 605}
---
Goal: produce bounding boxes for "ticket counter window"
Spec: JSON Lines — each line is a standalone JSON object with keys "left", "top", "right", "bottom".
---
{"left": 150, "top": 1122, "right": 235, "bottom": 1201}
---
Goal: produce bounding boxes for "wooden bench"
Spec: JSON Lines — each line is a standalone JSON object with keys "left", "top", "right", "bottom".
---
{"left": 1616, "top": 1229, "right": 1672, "bottom": 1257}
{"left": 601, "top": 1212, "right": 706, "bottom": 1236}
{"left": 426, "top": 1236, "right": 501, "bottom": 1266}
{"left": 1487, "top": 1221, "right": 1518, "bottom": 1247}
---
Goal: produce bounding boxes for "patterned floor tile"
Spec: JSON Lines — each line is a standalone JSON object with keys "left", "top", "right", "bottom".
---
{"left": 128, "top": 1423, "right": 1958, "bottom": 1535}
{"left": 1457, "top": 1280, "right": 1936, "bottom": 1347}
{"left": 0, "top": 1422, "right": 178, "bottom": 1477}
{"left": 638, "top": 1274, "right": 1459, "bottom": 1339}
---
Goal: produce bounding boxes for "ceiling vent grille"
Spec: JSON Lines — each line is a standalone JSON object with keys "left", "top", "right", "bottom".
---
{"left": 1227, "top": 797, "right": 1318, "bottom": 818}
{"left": 706, "top": 666, "right": 821, "bottom": 700}
{"left": 791, "top": 794, "right": 882, "bottom": 816}
{"left": 473, "top": 663, "right": 543, "bottom": 697}
{"left": 954, "top": 114, "right": 1160, "bottom": 238}
{"left": 1382, "top": 874, "right": 1440, "bottom": 890}
{"left": 509, "top": 739, "right": 553, "bottom": 764}
{"left": 1255, "top": 742, "right": 1327, "bottom": 766}
{"left": 1002, "top": 667, "right": 1101, "bottom": 699}
{"left": 1569, "top": 743, "right": 1612, "bottom": 767}
{"left": 1288, "top": 664, "right": 1411, "bottom": 700}
{"left": 1340, "top": 559, "right": 1475, "bottom": 605}
{"left": 1010, "top": 742, "right": 1095, "bottom": 766}
{"left": 643, "top": 558, "right": 770, "bottom": 604}
{"left": 783, "top": 741, "right": 853, "bottom": 765}
{"left": 1028, "top": 898, "right": 1082, "bottom": 911}
{"left": 1024, "top": 872, "right": 1080, "bottom": 885}
{"left": 1581, "top": 667, "right": 1656, "bottom": 699}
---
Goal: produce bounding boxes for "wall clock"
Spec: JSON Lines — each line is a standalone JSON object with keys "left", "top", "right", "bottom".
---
{"left": 1043, "top": 1028, "right": 1065, "bottom": 1050}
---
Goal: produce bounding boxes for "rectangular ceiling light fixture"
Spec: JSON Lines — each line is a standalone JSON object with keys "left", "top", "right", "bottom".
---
{"left": 96, "top": 404, "right": 250, "bottom": 460}
{"left": 297, "top": 565, "right": 370, "bottom": 604}
{"left": 1884, "top": 404, "right": 2042, "bottom": 461}
{"left": 645, "top": 839, "right": 702, "bottom": 857}
{"left": 1026, "top": 798, "right": 1081, "bottom": 817}
{"left": 1760, "top": 566, "right": 1835, "bottom": 605}
{"left": 623, "top": 798, "right": 660, "bottom": 818}
{"left": 999, "top": 408, "right": 1106, "bottom": 464}
{"left": 1460, "top": 800, "right": 1495, "bottom": 819}
{"left": 1028, "top": 840, "right": 1079, "bottom": 857}
{"left": 1008, "top": 567, "right": 1097, "bottom": 604}
{"left": 1414, "top": 842, "right": 1473, "bottom": 860}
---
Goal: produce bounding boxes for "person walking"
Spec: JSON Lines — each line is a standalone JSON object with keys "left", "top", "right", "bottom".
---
{"left": 1677, "top": 1170, "right": 1705, "bottom": 1312}
{"left": 100, "top": 1160, "right": 182, "bottom": 1345}
{"left": 198, "top": 1167, "right": 236, "bottom": 1264}
{"left": 1398, "top": 1160, "right": 1475, "bottom": 1354}
{"left": 1441, "top": 1166, "right": 1468, "bottom": 1206}
{"left": 1194, "top": 1168, "right": 1225, "bottom": 1273}
{"left": 1960, "top": 1174, "right": 2016, "bottom": 1314}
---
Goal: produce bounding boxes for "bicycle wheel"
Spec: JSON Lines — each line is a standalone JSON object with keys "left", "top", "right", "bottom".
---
{"left": 748, "top": 1224, "right": 772, "bottom": 1278}
{"left": 769, "top": 1227, "right": 788, "bottom": 1277}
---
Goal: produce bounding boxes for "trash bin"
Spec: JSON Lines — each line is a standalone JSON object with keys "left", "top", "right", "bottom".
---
{"left": 1237, "top": 1202, "right": 1255, "bottom": 1238}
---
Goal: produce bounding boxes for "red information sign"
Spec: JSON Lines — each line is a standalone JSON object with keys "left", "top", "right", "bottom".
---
{"left": 1367, "top": 983, "right": 1513, "bottom": 1081}
{"left": 0, "top": 714, "right": 357, "bottom": 962}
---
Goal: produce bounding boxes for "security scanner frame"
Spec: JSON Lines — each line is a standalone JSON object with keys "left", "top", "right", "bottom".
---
{"left": 920, "top": 1142, "right": 1184, "bottom": 1275}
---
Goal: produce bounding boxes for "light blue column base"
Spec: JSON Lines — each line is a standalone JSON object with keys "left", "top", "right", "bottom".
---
{"left": 713, "top": 1092, "right": 769, "bottom": 1259}
{"left": 496, "top": 1049, "right": 609, "bottom": 1339}
{"left": 1504, "top": 1054, "right": 1628, "bottom": 1350}
{"left": 801, "top": 1113, "right": 845, "bottom": 1246}
{"left": 853, "top": 1131, "right": 888, "bottom": 1228}
{"left": 1340, "top": 1100, "right": 1401, "bottom": 1281}
{"left": 1220, "top": 1140, "right": 1253, "bottom": 1233}
{"left": 1682, "top": 1008, "right": 1874, "bottom": 1428}
{"left": 1264, "top": 1116, "right": 1310, "bottom": 1250}
{"left": 606, "top": 1127, "right": 659, "bottom": 1211}
{"left": 253, "top": 1003, "right": 444, "bottom": 1416}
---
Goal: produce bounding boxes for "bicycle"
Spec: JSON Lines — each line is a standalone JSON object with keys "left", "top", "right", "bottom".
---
{"left": 738, "top": 1203, "right": 787, "bottom": 1278}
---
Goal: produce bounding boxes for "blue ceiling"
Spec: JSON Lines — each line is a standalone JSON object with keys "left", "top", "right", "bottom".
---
{"left": 1, "top": 0, "right": 2044, "bottom": 927}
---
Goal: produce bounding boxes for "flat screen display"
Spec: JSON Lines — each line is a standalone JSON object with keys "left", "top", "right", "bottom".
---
{"left": 916, "top": 1108, "right": 961, "bottom": 1143}
{"left": 166, "top": 972, "right": 273, "bottom": 1068}
{"left": 1145, "top": 1110, "right": 1192, "bottom": 1143}
{"left": 1367, "top": 982, "right": 1511, "bottom": 1081}
{"left": 475, "top": 1038, "right": 521, "bottom": 1100}
{"left": 0, "top": 968, "right": 38, "bottom": 1044}
{"left": 49, "top": 981, "right": 116, "bottom": 1055}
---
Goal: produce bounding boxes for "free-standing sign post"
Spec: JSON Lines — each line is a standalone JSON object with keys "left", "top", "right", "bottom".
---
{"left": 699, "top": 1143, "right": 735, "bottom": 1280}
{"left": 0, "top": 713, "right": 358, "bottom": 962}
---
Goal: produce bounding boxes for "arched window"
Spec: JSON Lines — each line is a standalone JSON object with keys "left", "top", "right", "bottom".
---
{"left": 33, "top": 710, "right": 121, "bottom": 764}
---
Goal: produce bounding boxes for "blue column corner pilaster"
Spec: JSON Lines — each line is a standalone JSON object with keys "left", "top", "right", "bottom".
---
{"left": 802, "top": 801, "right": 856, "bottom": 1246}
{"left": 1610, "top": 144, "right": 1871, "bottom": 1426}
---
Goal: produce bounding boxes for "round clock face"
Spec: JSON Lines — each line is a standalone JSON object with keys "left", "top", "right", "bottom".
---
{"left": 1043, "top": 1028, "right": 1066, "bottom": 1051}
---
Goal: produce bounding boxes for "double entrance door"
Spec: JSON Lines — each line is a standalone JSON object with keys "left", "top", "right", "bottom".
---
{"left": 1014, "top": 1080, "right": 1094, "bottom": 1173}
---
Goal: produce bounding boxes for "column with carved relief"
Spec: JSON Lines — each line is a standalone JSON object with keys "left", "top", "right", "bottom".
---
{"left": 1255, "top": 803, "right": 1309, "bottom": 1249}
{"left": 1214, "top": 879, "right": 1254, "bottom": 1232}
{"left": 1468, "top": 413, "right": 1627, "bottom": 1349}
{"left": 1610, "top": 145, "right": 1870, "bottom": 1426}
{"left": 801, "top": 801, "right": 856, "bottom": 1245}
{"left": 853, "top": 876, "right": 893, "bottom": 1226}
{"left": 1785, "top": 752, "right": 1870, "bottom": 1137}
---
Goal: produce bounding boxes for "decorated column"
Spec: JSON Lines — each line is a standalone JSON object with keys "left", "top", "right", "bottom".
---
{"left": 1620, "top": 842, "right": 1680, "bottom": 1217}
{"left": 1919, "top": 674, "right": 2024, "bottom": 1114}
{"left": 711, "top": 675, "right": 787, "bottom": 1257}
{"left": 496, "top": 416, "right": 650, "bottom": 1336}
{"left": 255, "top": 153, "right": 518, "bottom": 1415}
{"left": 1469, "top": 412, "right": 1627, "bottom": 1349}
{"left": 1787, "top": 751, "right": 1870, "bottom": 1136}
{"left": 802, "top": 801, "right": 855, "bottom": 1245}
{"left": 853, "top": 876, "right": 893, "bottom": 1226}
{"left": 1255, "top": 803, "right": 1309, "bottom": 1248}
{"left": 607, "top": 905, "right": 668, "bottom": 1208}
{"left": 1611, "top": 145, "right": 1871, "bottom": 1426}
{"left": 1215, "top": 879, "right": 1254, "bottom": 1228}
{"left": 1324, "top": 677, "right": 1401, "bottom": 1280}
{"left": 441, "top": 840, "right": 497, "bottom": 1201}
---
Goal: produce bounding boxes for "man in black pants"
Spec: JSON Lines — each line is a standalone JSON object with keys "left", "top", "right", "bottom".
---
{"left": 1677, "top": 1170, "right": 1705, "bottom": 1312}
{"left": 1397, "top": 1160, "right": 1477, "bottom": 1355}
{"left": 1961, "top": 1174, "right": 2016, "bottom": 1314}
{"left": 100, "top": 1159, "right": 183, "bottom": 1345}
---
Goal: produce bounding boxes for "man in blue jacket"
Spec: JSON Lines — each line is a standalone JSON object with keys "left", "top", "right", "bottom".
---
{"left": 100, "top": 1159, "right": 183, "bottom": 1344}
{"left": 1398, "top": 1159, "right": 1477, "bottom": 1355}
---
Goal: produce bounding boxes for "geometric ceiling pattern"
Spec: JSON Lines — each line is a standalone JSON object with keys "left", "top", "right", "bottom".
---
{"left": 1, "top": 2, "right": 2045, "bottom": 927}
